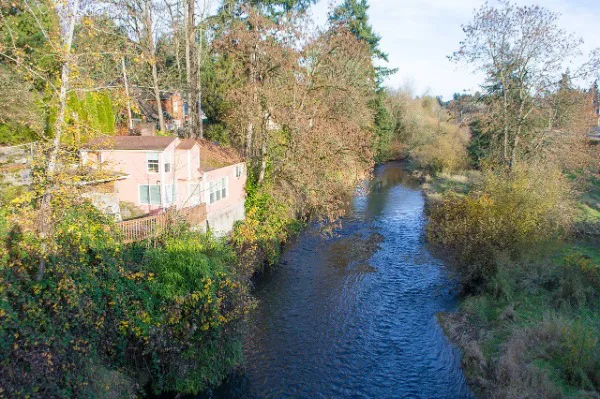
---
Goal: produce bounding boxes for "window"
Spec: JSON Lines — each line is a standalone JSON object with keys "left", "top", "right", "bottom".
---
{"left": 147, "top": 153, "right": 159, "bottom": 173}
{"left": 188, "top": 184, "right": 202, "bottom": 206}
{"left": 165, "top": 184, "right": 177, "bottom": 204}
{"left": 164, "top": 152, "right": 172, "bottom": 173}
{"left": 235, "top": 164, "right": 243, "bottom": 178}
{"left": 221, "top": 177, "right": 227, "bottom": 199}
{"left": 139, "top": 185, "right": 161, "bottom": 205}
{"left": 208, "top": 178, "right": 227, "bottom": 204}
{"left": 209, "top": 182, "right": 215, "bottom": 204}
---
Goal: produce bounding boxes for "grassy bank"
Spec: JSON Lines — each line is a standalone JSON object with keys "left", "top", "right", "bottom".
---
{"left": 425, "top": 170, "right": 600, "bottom": 398}
{"left": 0, "top": 199, "right": 259, "bottom": 398}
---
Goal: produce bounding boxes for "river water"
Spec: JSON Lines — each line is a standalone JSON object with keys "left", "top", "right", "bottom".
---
{"left": 213, "top": 163, "right": 472, "bottom": 398}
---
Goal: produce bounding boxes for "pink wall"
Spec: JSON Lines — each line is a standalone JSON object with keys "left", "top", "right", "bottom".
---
{"left": 82, "top": 140, "right": 245, "bottom": 221}
{"left": 204, "top": 163, "right": 247, "bottom": 216}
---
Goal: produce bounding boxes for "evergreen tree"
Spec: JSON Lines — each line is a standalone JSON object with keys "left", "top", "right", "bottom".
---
{"left": 329, "top": 0, "right": 397, "bottom": 161}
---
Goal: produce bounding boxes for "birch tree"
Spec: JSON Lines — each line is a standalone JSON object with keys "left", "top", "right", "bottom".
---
{"left": 452, "top": 1, "right": 599, "bottom": 168}
{"left": 118, "top": 0, "right": 167, "bottom": 132}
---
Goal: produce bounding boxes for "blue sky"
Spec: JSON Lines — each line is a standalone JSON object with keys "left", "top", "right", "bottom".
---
{"left": 310, "top": 0, "right": 600, "bottom": 99}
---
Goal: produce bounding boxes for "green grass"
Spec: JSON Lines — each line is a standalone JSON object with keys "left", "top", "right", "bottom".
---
{"left": 581, "top": 174, "right": 600, "bottom": 211}
{"left": 456, "top": 245, "right": 600, "bottom": 398}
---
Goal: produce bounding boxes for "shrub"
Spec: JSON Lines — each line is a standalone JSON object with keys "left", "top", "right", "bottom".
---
{"left": 0, "top": 202, "right": 250, "bottom": 397}
{"left": 428, "top": 164, "right": 574, "bottom": 288}
{"left": 554, "top": 252, "right": 600, "bottom": 309}
{"left": 411, "top": 122, "right": 470, "bottom": 175}
{"left": 493, "top": 316, "right": 600, "bottom": 399}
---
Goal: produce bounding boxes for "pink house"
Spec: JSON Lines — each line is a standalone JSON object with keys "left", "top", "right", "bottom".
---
{"left": 81, "top": 136, "right": 247, "bottom": 235}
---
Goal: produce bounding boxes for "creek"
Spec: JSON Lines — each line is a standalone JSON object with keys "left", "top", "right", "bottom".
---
{"left": 208, "top": 163, "right": 472, "bottom": 398}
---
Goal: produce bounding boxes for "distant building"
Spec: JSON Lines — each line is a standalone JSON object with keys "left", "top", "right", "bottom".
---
{"left": 131, "top": 91, "right": 207, "bottom": 133}
{"left": 81, "top": 136, "right": 246, "bottom": 235}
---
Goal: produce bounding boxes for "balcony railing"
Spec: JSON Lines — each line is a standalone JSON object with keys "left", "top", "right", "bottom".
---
{"left": 116, "top": 204, "right": 207, "bottom": 243}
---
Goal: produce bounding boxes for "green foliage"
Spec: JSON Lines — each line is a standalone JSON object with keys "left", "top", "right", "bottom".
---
{"left": 220, "top": 0, "right": 317, "bottom": 19}
{"left": 329, "top": 0, "right": 387, "bottom": 63}
{"left": 372, "top": 92, "right": 396, "bottom": 162}
{"left": 0, "top": 2, "right": 60, "bottom": 88}
{"left": 328, "top": 0, "right": 396, "bottom": 161}
{"left": 0, "top": 122, "right": 37, "bottom": 146}
{"left": 65, "top": 92, "right": 115, "bottom": 144}
{"left": 389, "top": 93, "right": 469, "bottom": 174}
{"left": 232, "top": 179, "right": 301, "bottom": 274}
{"left": 205, "top": 123, "right": 231, "bottom": 145}
{"left": 466, "top": 118, "right": 492, "bottom": 169}
{"left": 0, "top": 202, "right": 249, "bottom": 398}
{"left": 428, "top": 164, "right": 574, "bottom": 288}
{"left": 454, "top": 252, "right": 600, "bottom": 398}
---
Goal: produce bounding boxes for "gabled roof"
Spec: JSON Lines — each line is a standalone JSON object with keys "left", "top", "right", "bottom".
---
{"left": 198, "top": 139, "right": 243, "bottom": 171}
{"left": 82, "top": 136, "right": 176, "bottom": 151}
{"left": 176, "top": 138, "right": 199, "bottom": 150}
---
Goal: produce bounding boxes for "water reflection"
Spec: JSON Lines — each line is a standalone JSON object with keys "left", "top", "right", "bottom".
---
{"left": 201, "top": 162, "right": 472, "bottom": 399}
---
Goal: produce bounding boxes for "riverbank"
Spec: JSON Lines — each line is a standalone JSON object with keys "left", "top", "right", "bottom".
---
{"left": 206, "top": 162, "right": 473, "bottom": 398}
{"left": 423, "top": 169, "right": 600, "bottom": 398}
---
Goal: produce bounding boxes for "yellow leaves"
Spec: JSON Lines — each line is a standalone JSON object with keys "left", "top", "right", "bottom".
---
{"left": 118, "top": 320, "right": 129, "bottom": 333}
{"left": 10, "top": 191, "right": 35, "bottom": 207}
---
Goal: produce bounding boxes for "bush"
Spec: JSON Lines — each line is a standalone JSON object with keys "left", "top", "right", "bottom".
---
{"left": 555, "top": 252, "right": 600, "bottom": 309}
{"left": 428, "top": 164, "right": 574, "bottom": 288}
{"left": 493, "top": 316, "right": 600, "bottom": 399}
{"left": 411, "top": 122, "right": 470, "bottom": 175}
{"left": 0, "top": 202, "right": 249, "bottom": 397}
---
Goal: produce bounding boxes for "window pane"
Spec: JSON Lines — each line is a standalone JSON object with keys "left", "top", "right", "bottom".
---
{"left": 164, "top": 163, "right": 171, "bottom": 172}
{"left": 150, "top": 185, "right": 161, "bottom": 205}
{"left": 210, "top": 192, "right": 215, "bottom": 204}
{"left": 165, "top": 185, "right": 172, "bottom": 203}
{"left": 148, "top": 160, "right": 159, "bottom": 173}
{"left": 139, "top": 185, "right": 149, "bottom": 204}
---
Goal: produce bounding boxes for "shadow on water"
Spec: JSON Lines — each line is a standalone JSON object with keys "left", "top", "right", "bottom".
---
{"left": 185, "top": 162, "right": 472, "bottom": 399}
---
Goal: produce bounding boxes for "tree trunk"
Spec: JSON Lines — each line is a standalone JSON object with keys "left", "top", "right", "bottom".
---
{"left": 246, "top": 43, "right": 258, "bottom": 156}
{"left": 502, "top": 82, "right": 510, "bottom": 166}
{"left": 245, "top": 122, "right": 253, "bottom": 156}
{"left": 184, "top": 0, "right": 195, "bottom": 138}
{"left": 145, "top": 0, "right": 166, "bottom": 132}
{"left": 196, "top": 21, "right": 204, "bottom": 139}
{"left": 40, "top": 0, "right": 80, "bottom": 281}
{"left": 151, "top": 62, "right": 166, "bottom": 132}
{"left": 258, "top": 139, "right": 267, "bottom": 184}
{"left": 121, "top": 57, "right": 134, "bottom": 132}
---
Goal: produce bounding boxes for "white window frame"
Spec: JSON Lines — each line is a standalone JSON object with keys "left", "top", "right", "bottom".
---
{"left": 139, "top": 184, "right": 161, "bottom": 205}
{"left": 165, "top": 184, "right": 177, "bottom": 204}
{"left": 208, "top": 178, "right": 228, "bottom": 204}
{"left": 163, "top": 152, "right": 172, "bottom": 173}
{"left": 221, "top": 177, "right": 227, "bottom": 199}
{"left": 235, "top": 164, "right": 243, "bottom": 178}
{"left": 147, "top": 153, "right": 159, "bottom": 173}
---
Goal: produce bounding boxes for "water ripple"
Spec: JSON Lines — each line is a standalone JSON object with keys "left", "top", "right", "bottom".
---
{"left": 212, "top": 163, "right": 472, "bottom": 399}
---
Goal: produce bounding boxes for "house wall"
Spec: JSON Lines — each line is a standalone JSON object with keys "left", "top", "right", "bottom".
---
{"left": 175, "top": 143, "right": 202, "bottom": 209}
{"left": 81, "top": 141, "right": 246, "bottom": 234}
{"left": 204, "top": 163, "right": 247, "bottom": 235}
{"left": 88, "top": 141, "right": 179, "bottom": 215}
